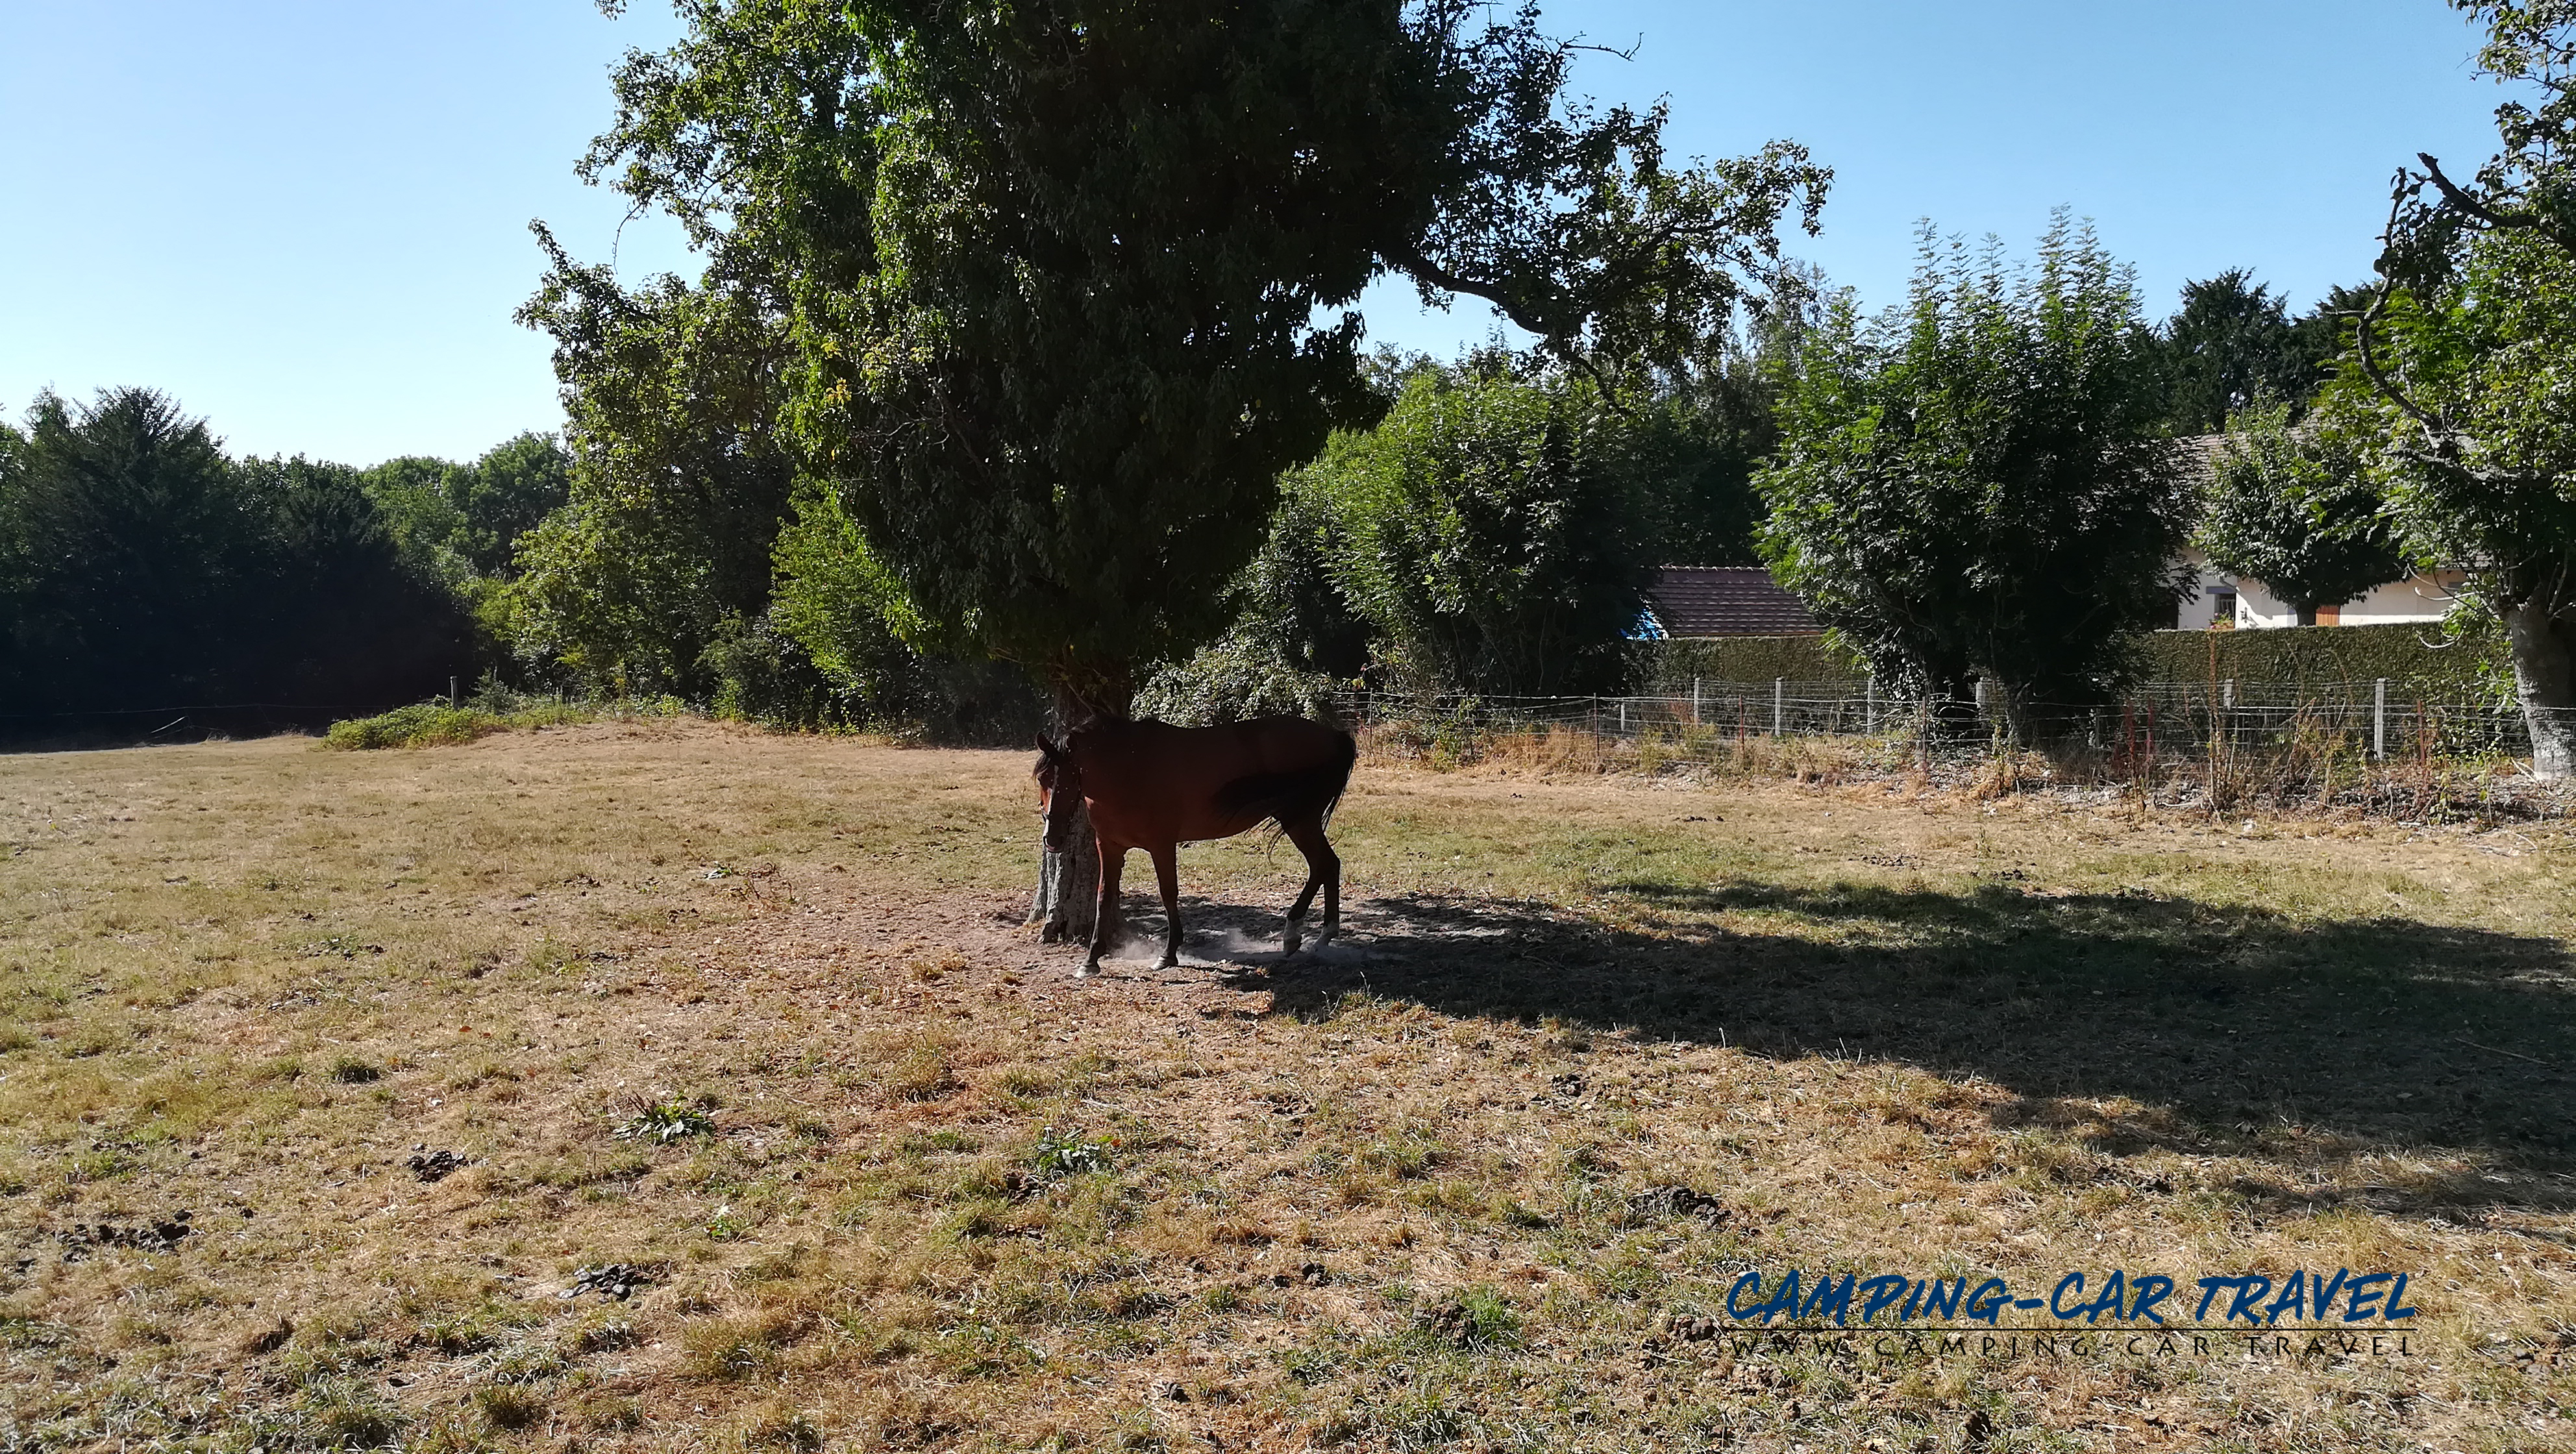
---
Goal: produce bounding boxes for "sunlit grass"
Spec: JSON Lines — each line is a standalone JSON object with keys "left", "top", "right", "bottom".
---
{"left": 0, "top": 721, "right": 2568, "bottom": 1449}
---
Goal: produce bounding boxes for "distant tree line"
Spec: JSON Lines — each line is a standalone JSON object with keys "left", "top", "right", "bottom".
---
{"left": 0, "top": 388, "right": 563, "bottom": 726}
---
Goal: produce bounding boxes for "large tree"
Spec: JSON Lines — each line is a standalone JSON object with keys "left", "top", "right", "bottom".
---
{"left": 2199, "top": 404, "right": 2408, "bottom": 626}
{"left": 562, "top": 0, "right": 1826, "bottom": 935}
{"left": 2357, "top": 0, "right": 2576, "bottom": 776}
{"left": 1756, "top": 218, "right": 2193, "bottom": 744}
{"left": 1302, "top": 359, "right": 1659, "bottom": 697}
{"left": 508, "top": 255, "right": 804, "bottom": 700}
{"left": 569, "top": 0, "right": 1823, "bottom": 720}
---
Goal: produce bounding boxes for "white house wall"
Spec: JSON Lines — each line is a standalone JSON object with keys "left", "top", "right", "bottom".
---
{"left": 2234, "top": 572, "right": 2457, "bottom": 629}
{"left": 2335, "top": 572, "right": 2462, "bottom": 626}
{"left": 2233, "top": 576, "right": 2303, "bottom": 630}
{"left": 2174, "top": 548, "right": 2234, "bottom": 630}
{"left": 2172, "top": 546, "right": 2457, "bottom": 631}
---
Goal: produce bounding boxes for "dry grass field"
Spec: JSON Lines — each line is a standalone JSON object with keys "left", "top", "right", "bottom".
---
{"left": 3, "top": 719, "right": 2573, "bottom": 1453}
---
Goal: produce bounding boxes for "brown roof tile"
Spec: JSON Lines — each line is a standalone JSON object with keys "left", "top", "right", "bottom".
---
{"left": 1644, "top": 567, "right": 1821, "bottom": 637}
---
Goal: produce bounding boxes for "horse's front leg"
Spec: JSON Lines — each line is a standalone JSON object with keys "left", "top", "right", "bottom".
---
{"left": 1149, "top": 843, "right": 1183, "bottom": 969}
{"left": 1085, "top": 841, "right": 1127, "bottom": 976}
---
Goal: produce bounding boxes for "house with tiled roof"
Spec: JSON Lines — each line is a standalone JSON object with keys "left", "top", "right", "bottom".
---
{"left": 1639, "top": 566, "right": 1820, "bottom": 638}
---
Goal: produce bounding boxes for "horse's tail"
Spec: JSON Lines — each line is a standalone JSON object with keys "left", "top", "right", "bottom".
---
{"left": 1317, "top": 728, "right": 1357, "bottom": 832}
{"left": 1218, "top": 730, "right": 1358, "bottom": 831}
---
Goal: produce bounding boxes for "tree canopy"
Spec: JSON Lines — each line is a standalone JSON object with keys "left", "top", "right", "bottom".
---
{"left": 2198, "top": 403, "right": 2407, "bottom": 624}
{"left": 563, "top": 0, "right": 1827, "bottom": 720}
{"left": 508, "top": 256, "right": 804, "bottom": 702}
{"left": 1757, "top": 218, "right": 2192, "bottom": 741}
{"left": 360, "top": 434, "right": 571, "bottom": 591}
{"left": 2156, "top": 269, "right": 2364, "bottom": 433}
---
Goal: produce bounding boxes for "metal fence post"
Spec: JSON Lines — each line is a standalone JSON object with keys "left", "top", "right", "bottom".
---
{"left": 1692, "top": 677, "right": 1702, "bottom": 726}
{"left": 1865, "top": 676, "right": 1876, "bottom": 733}
{"left": 1617, "top": 699, "right": 1627, "bottom": 733}
{"left": 1772, "top": 678, "right": 1785, "bottom": 737}
{"left": 2373, "top": 678, "right": 2388, "bottom": 760}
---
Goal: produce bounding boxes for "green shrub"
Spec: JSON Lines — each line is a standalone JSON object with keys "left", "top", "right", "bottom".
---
{"left": 1134, "top": 634, "right": 1346, "bottom": 726}
{"left": 323, "top": 704, "right": 497, "bottom": 749}
{"left": 613, "top": 1096, "right": 714, "bottom": 1143}
{"left": 1026, "top": 1127, "right": 1112, "bottom": 1181}
{"left": 321, "top": 696, "right": 600, "bottom": 750}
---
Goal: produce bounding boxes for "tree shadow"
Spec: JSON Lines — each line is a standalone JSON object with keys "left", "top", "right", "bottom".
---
{"left": 1150, "top": 880, "right": 2576, "bottom": 1215}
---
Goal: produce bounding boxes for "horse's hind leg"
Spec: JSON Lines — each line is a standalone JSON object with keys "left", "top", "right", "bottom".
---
{"left": 1283, "top": 870, "right": 1319, "bottom": 956}
{"left": 1149, "top": 843, "right": 1183, "bottom": 969}
{"left": 1282, "top": 815, "right": 1341, "bottom": 954}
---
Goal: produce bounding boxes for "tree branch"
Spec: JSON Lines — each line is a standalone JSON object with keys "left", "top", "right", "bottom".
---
{"left": 1383, "top": 240, "right": 1553, "bottom": 338}
{"left": 1383, "top": 240, "right": 1624, "bottom": 404}
{"left": 2419, "top": 153, "right": 2523, "bottom": 229}
{"left": 2419, "top": 151, "right": 2576, "bottom": 251}
{"left": 2352, "top": 273, "right": 2446, "bottom": 437}
{"left": 2357, "top": 184, "right": 2456, "bottom": 443}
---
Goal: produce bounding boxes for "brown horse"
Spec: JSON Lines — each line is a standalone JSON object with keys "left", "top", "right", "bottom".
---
{"left": 1034, "top": 716, "right": 1356, "bottom": 974}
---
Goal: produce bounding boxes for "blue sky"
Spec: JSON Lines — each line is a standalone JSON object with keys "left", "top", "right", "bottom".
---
{"left": 0, "top": 1, "right": 2513, "bottom": 465}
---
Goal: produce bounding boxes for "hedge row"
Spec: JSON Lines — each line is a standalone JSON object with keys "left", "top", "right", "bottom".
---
{"left": 2134, "top": 623, "right": 2508, "bottom": 702}
{"left": 1631, "top": 635, "right": 1863, "bottom": 691}
{"left": 1633, "top": 623, "right": 2512, "bottom": 704}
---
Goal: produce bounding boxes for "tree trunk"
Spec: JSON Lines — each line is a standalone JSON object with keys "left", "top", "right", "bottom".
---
{"left": 2501, "top": 575, "right": 2576, "bottom": 780}
{"left": 2294, "top": 602, "right": 2318, "bottom": 628}
{"left": 1030, "top": 803, "right": 1100, "bottom": 944}
{"left": 1028, "top": 672, "right": 1133, "bottom": 944}
{"left": 1994, "top": 678, "right": 2092, "bottom": 747}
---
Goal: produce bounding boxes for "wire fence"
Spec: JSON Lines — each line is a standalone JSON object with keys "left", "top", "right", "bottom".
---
{"left": 1333, "top": 678, "right": 2555, "bottom": 764}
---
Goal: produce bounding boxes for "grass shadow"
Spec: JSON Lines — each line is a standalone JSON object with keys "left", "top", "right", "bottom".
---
{"left": 1191, "top": 880, "right": 2576, "bottom": 1210}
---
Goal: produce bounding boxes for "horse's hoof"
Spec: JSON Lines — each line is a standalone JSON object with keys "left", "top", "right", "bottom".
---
{"left": 1282, "top": 937, "right": 1301, "bottom": 957}
{"left": 1158, "top": 953, "right": 1180, "bottom": 970}
{"left": 1078, "top": 961, "right": 1100, "bottom": 978}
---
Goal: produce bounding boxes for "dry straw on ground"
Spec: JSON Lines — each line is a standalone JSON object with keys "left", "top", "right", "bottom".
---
{"left": 1, "top": 719, "right": 2571, "bottom": 1451}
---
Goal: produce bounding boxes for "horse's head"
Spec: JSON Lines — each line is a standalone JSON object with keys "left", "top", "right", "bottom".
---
{"left": 1032, "top": 734, "right": 1081, "bottom": 852}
